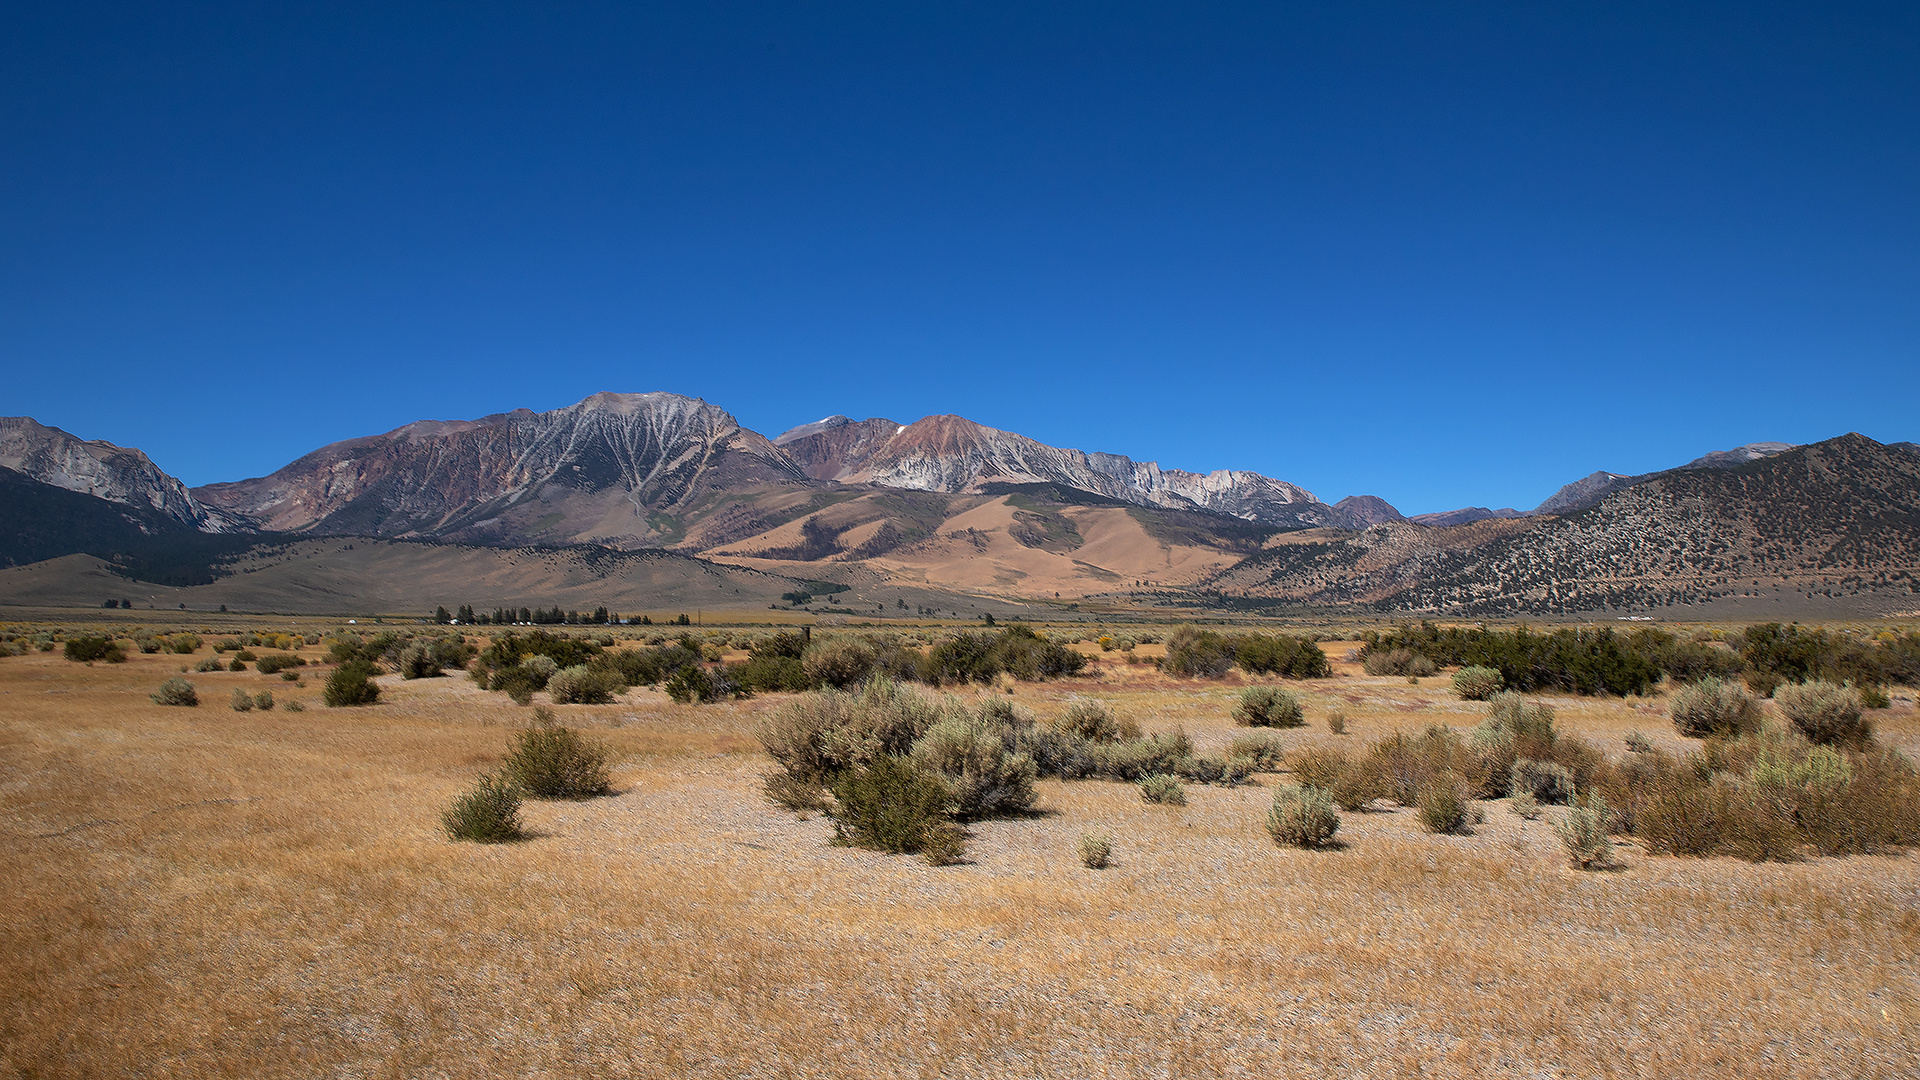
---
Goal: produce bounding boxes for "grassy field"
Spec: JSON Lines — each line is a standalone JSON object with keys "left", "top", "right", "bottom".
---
{"left": 3, "top": 633, "right": 1917, "bottom": 1078}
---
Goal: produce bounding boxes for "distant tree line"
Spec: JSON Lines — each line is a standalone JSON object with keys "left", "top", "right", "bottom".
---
{"left": 434, "top": 604, "right": 654, "bottom": 626}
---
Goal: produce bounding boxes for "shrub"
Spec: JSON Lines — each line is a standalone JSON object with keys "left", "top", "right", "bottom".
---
{"left": 910, "top": 711, "right": 1038, "bottom": 819}
{"left": 234, "top": 649, "right": 258, "bottom": 662}
{"left": 323, "top": 660, "right": 381, "bottom": 707}
{"left": 803, "top": 638, "right": 878, "bottom": 689}
{"left": 166, "top": 633, "right": 202, "bottom": 654}
{"left": 1227, "top": 730, "right": 1288, "bottom": 771}
{"left": 255, "top": 653, "right": 305, "bottom": 675}
{"left": 1326, "top": 709, "right": 1348, "bottom": 735}
{"left": 1624, "top": 731, "right": 1655, "bottom": 754}
{"left": 1233, "top": 685, "right": 1304, "bottom": 728}
{"left": 663, "top": 664, "right": 741, "bottom": 704}
{"left": 1860, "top": 684, "right": 1892, "bottom": 710}
{"left": 1078, "top": 833, "right": 1113, "bottom": 869}
{"left": 150, "top": 677, "right": 198, "bottom": 706}
{"left": 1555, "top": 793, "right": 1615, "bottom": 869}
{"left": 1138, "top": 774, "right": 1186, "bottom": 805}
{"left": 229, "top": 687, "right": 254, "bottom": 712}
{"left": 284, "top": 699, "right": 305, "bottom": 713}
{"left": 1416, "top": 776, "right": 1474, "bottom": 834}
{"left": 828, "top": 754, "right": 956, "bottom": 856}
{"left": 1052, "top": 697, "right": 1134, "bottom": 742}
{"left": 502, "top": 708, "right": 612, "bottom": 798}
{"left": 1161, "top": 625, "right": 1234, "bottom": 678}
{"left": 441, "top": 773, "right": 524, "bottom": 843}
{"left": 253, "top": 690, "right": 274, "bottom": 711}
{"left": 1289, "top": 746, "right": 1350, "bottom": 791}
{"left": 229, "top": 658, "right": 248, "bottom": 672}
{"left": 1233, "top": 633, "right": 1331, "bottom": 679}
{"left": 546, "top": 664, "right": 623, "bottom": 705}
{"left": 1267, "top": 784, "right": 1341, "bottom": 848}
{"left": 734, "top": 653, "right": 810, "bottom": 693}
{"left": 64, "top": 635, "right": 125, "bottom": 663}
{"left": 1670, "top": 676, "right": 1762, "bottom": 739}
{"left": 194, "top": 656, "right": 224, "bottom": 673}
{"left": 1509, "top": 790, "right": 1542, "bottom": 819}
{"left": 757, "top": 678, "right": 941, "bottom": 785}
{"left": 396, "top": 643, "right": 442, "bottom": 679}
{"left": 1451, "top": 665, "right": 1504, "bottom": 701}
{"left": 1774, "top": 680, "right": 1871, "bottom": 748}
{"left": 1364, "top": 648, "right": 1434, "bottom": 677}
{"left": 1509, "top": 758, "right": 1576, "bottom": 804}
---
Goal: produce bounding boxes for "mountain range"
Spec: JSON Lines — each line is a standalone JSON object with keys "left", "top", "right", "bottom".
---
{"left": 3, "top": 392, "right": 1917, "bottom": 619}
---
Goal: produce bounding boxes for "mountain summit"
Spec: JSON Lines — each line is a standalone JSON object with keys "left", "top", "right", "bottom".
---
{"left": 775, "top": 413, "right": 1383, "bottom": 529}
{"left": 192, "top": 392, "right": 803, "bottom": 544}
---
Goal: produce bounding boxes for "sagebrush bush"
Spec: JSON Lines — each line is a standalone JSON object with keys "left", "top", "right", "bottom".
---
{"left": 1326, "top": 709, "right": 1348, "bottom": 735}
{"left": 1289, "top": 746, "right": 1350, "bottom": 792}
{"left": 1160, "top": 625, "right": 1234, "bottom": 678}
{"left": 502, "top": 708, "right": 612, "bottom": 798}
{"left": 1052, "top": 697, "right": 1134, "bottom": 742}
{"left": 1363, "top": 648, "right": 1435, "bottom": 677}
{"left": 1232, "top": 685, "right": 1304, "bottom": 727}
{"left": 1078, "top": 832, "right": 1113, "bottom": 869}
{"left": 910, "top": 710, "right": 1037, "bottom": 819}
{"left": 1859, "top": 684, "right": 1892, "bottom": 710}
{"left": 1416, "top": 776, "right": 1474, "bottom": 834}
{"left": 1555, "top": 793, "right": 1614, "bottom": 869}
{"left": 1670, "top": 676, "right": 1762, "bottom": 739}
{"left": 441, "top": 773, "right": 524, "bottom": 842}
{"left": 167, "top": 633, "right": 202, "bottom": 654}
{"left": 150, "top": 677, "right": 198, "bottom": 706}
{"left": 1227, "top": 730, "right": 1288, "bottom": 771}
{"left": 194, "top": 656, "right": 224, "bottom": 673}
{"left": 1451, "top": 665, "right": 1504, "bottom": 701}
{"left": 757, "top": 677, "right": 941, "bottom": 784}
{"left": 1138, "top": 774, "right": 1186, "bottom": 805}
{"left": 255, "top": 653, "right": 304, "bottom": 675}
{"left": 1266, "top": 783, "right": 1340, "bottom": 848}
{"left": 1509, "top": 757, "right": 1575, "bottom": 804}
{"left": 803, "top": 637, "right": 878, "bottom": 689}
{"left": 828, "top": 754, "right": 956, "bottom": 856}
{"left": 284, "top": 699, "right": 305, "bottom": 713}
{"left": 1774, "top": 680, "right": 1871, "bottom": 748}
{"left": 64, "top": 635, "right": 125, "bottom": 663}
{"left": 253, "top": 690, "right": 274, "bottom": 711}
{"left": 323, "top": 660, "right": 381, "bottom": 707}
{"left": 547, "top": 663, "right": 623, "bottom": 705}
{"left": 1509, "top": 790, "right": 1542, "bottom": 819}
{"left": 229, "top": 687, "right": 254, "bottom": 712}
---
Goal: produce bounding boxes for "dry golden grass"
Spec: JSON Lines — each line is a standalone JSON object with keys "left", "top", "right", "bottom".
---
{"left": 4, "top": 642, "right": 1918, "bottom": 1078}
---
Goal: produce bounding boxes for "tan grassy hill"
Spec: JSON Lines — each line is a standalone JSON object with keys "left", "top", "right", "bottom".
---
{"left": 702, "top": 484, "right": 1276, "bottom": 603}
{"left": 0, "top": 540, "right": 809, "bottom": 617}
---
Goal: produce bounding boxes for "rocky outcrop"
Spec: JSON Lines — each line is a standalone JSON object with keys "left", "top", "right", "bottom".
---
{"left": 0, "top": 417, "right": 235, "bottom": 531}
{"left": 775, "top": 413, "right": 1395, "bottom": 529}
{"left": 193, "top": 392, "right": 806, "bottom": 540}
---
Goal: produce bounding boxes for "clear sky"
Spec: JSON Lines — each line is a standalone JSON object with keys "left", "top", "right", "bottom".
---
{"left": 4, "top": 2, "right": 1915, "bottom": 515}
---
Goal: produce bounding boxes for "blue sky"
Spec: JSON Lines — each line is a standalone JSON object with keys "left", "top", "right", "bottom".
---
{"left": 3, "top": 2, "right": 1915, "bottom": 515}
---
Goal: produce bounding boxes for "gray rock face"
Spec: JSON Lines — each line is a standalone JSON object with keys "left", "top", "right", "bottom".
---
{"left": 0, "top": 416, "right": 234, "bottom": 531}
{"left": 193, "top": 392, "right": 805, "bottom": 538}
{"left": 775, "top": 413, "right": 1396, "bottom": 529}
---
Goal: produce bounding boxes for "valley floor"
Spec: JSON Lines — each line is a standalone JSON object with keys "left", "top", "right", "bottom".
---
{"left": 3, "top": 645, "right": 1917, "bottom": 1078}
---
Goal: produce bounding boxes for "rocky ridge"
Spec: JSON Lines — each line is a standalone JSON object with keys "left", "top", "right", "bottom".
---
{"left": 0, "top": 416, "right": 236, "bottom": 532}
{"left": 774, "top": 413, "right": 1379, "bottom": 529}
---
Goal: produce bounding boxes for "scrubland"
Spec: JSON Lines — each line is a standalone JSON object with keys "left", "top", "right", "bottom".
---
{"left": 3, "top": 635, "right": 1918, "bottom": 1078}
